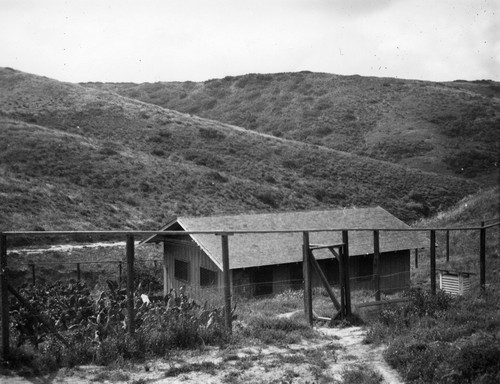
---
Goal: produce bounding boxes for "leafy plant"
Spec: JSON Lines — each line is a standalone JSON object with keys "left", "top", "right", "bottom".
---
{"left": 7, "top": 278, "right": 231, "bottom": 372}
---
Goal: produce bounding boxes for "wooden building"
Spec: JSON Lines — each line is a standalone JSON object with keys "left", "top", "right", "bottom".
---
{"left": 143, "top": 207, "right": 427, "bottom": 298}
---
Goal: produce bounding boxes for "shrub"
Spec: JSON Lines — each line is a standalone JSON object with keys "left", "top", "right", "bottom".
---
{"left": 199, "top": 127, "right": 226, "bottom": 140}
{"left": 151, "top": 149, "right": 166, "bottom": 157}
{"left": 384, "top": 339, "right": 448, "bottom": 383}
{"left": 342, "top": 364, "right": 383, "bottom": 384}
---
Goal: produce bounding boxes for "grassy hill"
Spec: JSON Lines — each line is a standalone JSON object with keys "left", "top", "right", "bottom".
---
{"left": 86, "top": 72, "right": 500, "bottom": 186}
{"left": 413, "top": 186, "right": 500, "bottom": 285}
{"left": 0, "top": 67, "right": 483, "bottom": 233}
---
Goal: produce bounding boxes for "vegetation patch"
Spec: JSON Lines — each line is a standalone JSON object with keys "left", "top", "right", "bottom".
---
{"left": 341, "top": 364, "right": 383, "bottom": 384}
{"left": 366, "top": 287, "right": 500, "bottom": 383}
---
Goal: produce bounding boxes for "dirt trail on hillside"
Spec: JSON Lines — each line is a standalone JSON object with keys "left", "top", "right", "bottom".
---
{"left": 0, "top": 326, "right": 403, "bottom": 384}
{"left": 320, "top": 326, "right": 403, "bottom": 384}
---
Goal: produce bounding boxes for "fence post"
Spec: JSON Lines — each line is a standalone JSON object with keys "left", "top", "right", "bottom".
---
{"left": 446, "top": 230, "right": 450, "bottom": 262}
{"left": 342, "top": 230, "right": 351, "bottom": 316}
{"left": 221, "top": 234, "right": 232, "bottom": 332}
{"left": 0, "top": 232, "right": 9, "bottom": 357}
{"left": 415, "top": 248, "right": 419, "bottom": 269}
{"left": 118, "top": 262, "right": 122, "bottom": 286}
{"left": 30, "top": 263, "right": 36, "bottom": 286}
{"left": 76, "top": 263, "right": 81, "bottom": 282}
{"left": 163, "top": 242, "right": 168, "bottom": 297}
{"left": 373, "top": 230, "right": 381, "bottom": 301}
{"left": 302, "top": 232, "right": 313, "bottom": 326}
{"left": 430, "top": 230, "right": 436, "bottom": 294}
{"left": 480, "top": 222, "right": 486, "bottom": 291}
{"left": 126, "top": 234, "right": 135, "bottom": 334}
{"left": 338, "top": 241, "right": 345, "bottom": 318}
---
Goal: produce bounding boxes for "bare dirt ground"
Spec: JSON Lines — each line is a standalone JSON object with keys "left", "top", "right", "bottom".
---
{"left": 0, "top": 325, "right": 403, "bottom": 384}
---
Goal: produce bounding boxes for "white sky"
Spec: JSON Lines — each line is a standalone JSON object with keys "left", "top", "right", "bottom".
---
{"left": 1, "top": 0, "right": 499, "bottom": 83}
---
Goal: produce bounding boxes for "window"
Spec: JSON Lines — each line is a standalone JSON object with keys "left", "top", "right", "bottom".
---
{"left": 174, "top": 259, "right": 189, "bottom": 282}
{"left": 200, "top": 267, "right": 218, "bottom": 287}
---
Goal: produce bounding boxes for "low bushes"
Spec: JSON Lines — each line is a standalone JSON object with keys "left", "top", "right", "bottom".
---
{"left": 366, "top": 288, "right": 500, "bottom": 383}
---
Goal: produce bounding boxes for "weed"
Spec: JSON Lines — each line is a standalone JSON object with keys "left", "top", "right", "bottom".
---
{"left": 341, "top": 364, "right": 383, "bottom": 384}
{"left": 243, "top": 315, "right": 316, "bottom": 345}
{"left": 92, "top": 370, "right": 130, "bottom": 382}
{"left": 164, "top": 361, "right": 220, "bottom": 377}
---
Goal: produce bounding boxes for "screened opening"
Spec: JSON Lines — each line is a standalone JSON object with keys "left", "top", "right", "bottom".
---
{"left": 200, "top": 267, "right": 218, "bottom": 287}
{"left": 253, "top": 267, "right": 274, "bottom": 296}
{"left": 174, "top": 259, "right": 190, "bottom": 282}
{"left": 358, "top": 255, "right": 374, "bottom": 278}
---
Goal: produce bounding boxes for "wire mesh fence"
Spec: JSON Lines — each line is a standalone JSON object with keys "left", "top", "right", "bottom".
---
{"left": 1, "top": 220, "right": 498, "bottom": 357}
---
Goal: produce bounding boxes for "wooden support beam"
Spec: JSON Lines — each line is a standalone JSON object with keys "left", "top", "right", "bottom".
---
{"left": 337, "top": 243, "right": 345, "bottom": 318}
{"left": 309, "top": 251, "right": 340, "bottom": 310}
{"left": 446, "top": 230, "right": 450, "bottom": 262}
{"left": 0, "top": 232, "right": 9, "bottom": 357}
{"left": 373, "top": 230, "right": 381, "bottom": 302}
{"left": 30, "top": 263, "right": 36, "bottom": 286}
{"left": 302, "top": 232, "right": 313, "bottom": 326}
{"left": 118, "top": 262, "right": 122, "bottom": 286}
{"left": 8, "top": 283, "right": 69, "bottom": 347}
{"left": 76, "top": 263, "right": 81, "bottom": 282}
{"left": 163, "top": 242, "right": 168, "bottom": 297}
{"left": 480, "top": 222, "right": 486, "bottom": 291}
{"left": 309, "top": 243, "right": 344, "bottom": 251}
{"left": 430, "top": 230, "right": 436, "bottom": 294}
{"left": 342, "top": 230, "right": 352, "bottom": 316}
{"left": 221, "top": 234, "right": 232, "bottom": 332}
{"left": 126, "top": 234, "right": 135, "bottom": 334}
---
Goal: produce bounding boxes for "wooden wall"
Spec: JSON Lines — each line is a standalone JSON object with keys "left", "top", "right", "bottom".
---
{"left": 163, "top": 237, "right": 223, "bottom": 299}
{"left": 162, "top": 236, "right": 410, "bottom": 299}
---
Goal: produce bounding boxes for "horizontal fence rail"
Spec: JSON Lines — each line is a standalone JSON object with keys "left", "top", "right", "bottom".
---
{"left": 3, "top": 220, "right": 499, "bottom": 237}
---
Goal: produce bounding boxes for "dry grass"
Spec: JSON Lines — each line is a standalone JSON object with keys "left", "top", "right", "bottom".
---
{"left": 0, "top": 67, "right": 484, "bottom": 235}
{"left": 87, "top": 72, "right": 500, "bottom": 187}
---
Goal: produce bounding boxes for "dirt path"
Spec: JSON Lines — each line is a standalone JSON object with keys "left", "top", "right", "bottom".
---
{"left": 0, "top": 326, "right": 403, "bottom": 384}
{"left": 319, "top": 326, "right": 403, "bottom": 384}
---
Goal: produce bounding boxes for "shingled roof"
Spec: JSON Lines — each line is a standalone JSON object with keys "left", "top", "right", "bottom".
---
{"left": 146, "top": 207, "right": 428, "bottom": 270}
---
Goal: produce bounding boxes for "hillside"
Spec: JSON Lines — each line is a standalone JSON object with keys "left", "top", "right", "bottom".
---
{"left": 0, "top": 67, "right": 481, "bottom": 232}
{"left": 85, "top": 72, "right": 500, "bottom": 186}
{"left": 414, "top": 186, "right": 500, "bottom": 284}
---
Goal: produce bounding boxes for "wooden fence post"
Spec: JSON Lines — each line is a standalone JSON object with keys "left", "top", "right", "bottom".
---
{"left": 342, "top": 230, "right": 351, "bottom": 316}
{"left": 338, "top": 241, "right": 345, "bottom": 318}
{"left": 76, "top": 263, "right": 81, "bottom": 282}
{"left": 446, "top": 230, "right": 450, "bottom": 262}
{"left": 430, "top": 230, "right": 436, "bottom": 294}
{"left": 0, "top": 232, "right": 9, "bottom": 357}
{"left": 118, "top": 262, "right": 122, "bottom": 286}
{"left": 302, "top": 232, "right": 313, "bottom": 326}
{"left": 480, "top": 222, "right": 486, "bottom": 291}
{"left": 373, "top": 230, "right": 381, "bottom": 301}
{"left": 163, "top": 242, "right": 168, "bottom": 297}
{"left": 30, "top": 263, "right": 36, "bottom": 286}
{"left": 126, "top": 234, "right": 135, "bottom": 334}
{"left": 221, "top": 234, "right": 232, "bottom": 332}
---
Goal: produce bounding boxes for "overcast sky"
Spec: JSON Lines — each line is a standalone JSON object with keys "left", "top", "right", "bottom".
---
{"left": 1, "top": 0, "right": 498, "bottom": 83}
